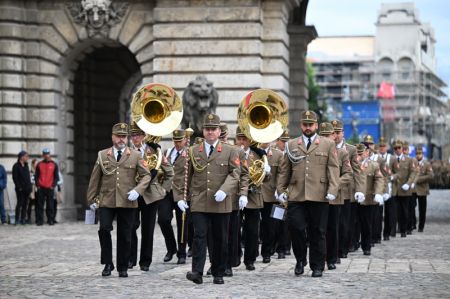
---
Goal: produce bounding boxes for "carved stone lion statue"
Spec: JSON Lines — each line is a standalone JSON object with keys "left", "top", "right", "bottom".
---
{"left": 181, "top": 76, "right": 219, "bottom": 138}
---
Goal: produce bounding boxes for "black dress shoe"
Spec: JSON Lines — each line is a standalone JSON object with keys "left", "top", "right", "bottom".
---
{"left": 224, "top": 268, "right": 233, "bottom": 277}
{"left": 262, "top": 257, "right": 271, "bottom": 263}
{"left": 383, "top": 236, "right": 390, "bottom": 241}
{"left": 177, "top": 257, "right": 186, "bottom": 264}
{"left": 187, "top": 248, "right": 193, "bottom": 257}
{"left": 363, "top": 250, "right": 371, "bottom": 256}
{"left": 311, "top": 270, "right": 323, "bottom": 277}
{"left": 401, "top": 233, "right": 406, "bottom": 238}
{"left": 186, "top": 271, "right": 203, "bottom": 284}
{"left": 339, "top": 253, "right": 348, "bottom": 259}
{"left": 245, "top": 263, "right": 255, "bottom": 271}
{"left": 407, "top": 231, "right": 412, "bottom": 235}
{"left": 36, "top": 222, "right": 43, "bottom": 226}
{"left": 102, "top": 264, "right": 114, "bottom": 276}
{"left": 213, "top": 276, "right": 224, "bottom": 284}
{"left": 418, "top": 228, "right": 424, "bottom": 232}
{"left": 163, "top": 252, "right": 176, "bottom": 262}
{"left": 140, "top": 265, "right": 149, "bottom": 271}
{"left": 118, "top": 271, "right": 128, "bottom": 278}
{"left": 128, "top": 261, "right": 134, "bottom": 269}
{"left": 278, "top": 252, "right": 285, "bottom": 259}
{"left": 284, "top": 250, "right": 291, "bottom": 256}
{"left": 375, "top": 239, "right": 381, "bottom": 244}
{"left": 328, "top": 263, "right": 336, "bottom": 270}
{"left": 294, "top": 262, "right": 304, "bottom": 276}
{"left": 336, "top": 257, "right": 341, "bottom": 264}
{"left": 206, "top": 267, "right": 212, "bottom": 276}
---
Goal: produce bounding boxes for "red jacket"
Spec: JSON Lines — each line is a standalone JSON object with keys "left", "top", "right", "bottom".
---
{"left": 35, "top": 160, "right": 59, "bottom": 189}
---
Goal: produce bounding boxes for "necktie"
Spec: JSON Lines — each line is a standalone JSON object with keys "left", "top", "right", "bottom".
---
{"left": 208, "top": 145, "right": 214, "bottom": 157}
{"left": 397, "top": 157, "right": 400, "bottom": 163}
{"left": 173, "top": 151, "right": 180, "bottom": 164}
{"left": 306, "top": 138, "right": 312, "bottom": 150}
{"left": 117, "top": 150, "right": 122, "bottom": 162}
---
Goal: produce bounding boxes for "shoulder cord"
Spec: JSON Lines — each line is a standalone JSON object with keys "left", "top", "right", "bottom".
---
{"left": 97, "top": 152, "right": 117, "bottom": 176}
{"left": 285, "top": 141, "right": 306, "bottom": 164}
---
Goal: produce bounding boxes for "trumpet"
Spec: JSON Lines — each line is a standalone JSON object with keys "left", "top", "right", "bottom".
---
{"left": 237, "top": 89, "right": 288, "bottom": 186}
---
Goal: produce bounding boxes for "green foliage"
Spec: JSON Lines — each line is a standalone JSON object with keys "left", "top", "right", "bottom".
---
{"left": 307, "top": 62, "right": 327, "bottom": 122}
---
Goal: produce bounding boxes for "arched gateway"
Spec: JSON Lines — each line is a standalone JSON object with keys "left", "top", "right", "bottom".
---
{"left": 0, "top": 0, "right": 316, "bottom": 219}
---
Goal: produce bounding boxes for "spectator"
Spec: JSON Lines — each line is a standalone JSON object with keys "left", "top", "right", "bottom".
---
{"left": 0, "top": 164, "right": 7, "bottom": 224}
{"left": 35, "top": 148, "right": 59, "bottom": 226}
{"left": 12, "top": 151, "right": 32, "bottom": 225}
{"left": 27, "top": 158, "right": 38, "bottom": 224}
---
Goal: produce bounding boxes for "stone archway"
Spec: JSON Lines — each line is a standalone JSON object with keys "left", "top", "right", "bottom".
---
{"left": 72, "top": 44, "right": 141, "bottom": 217}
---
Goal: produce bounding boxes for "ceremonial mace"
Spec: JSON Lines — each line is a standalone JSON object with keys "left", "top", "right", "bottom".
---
{"left": 181, "top": 126, "right": 194, "bottom": 244}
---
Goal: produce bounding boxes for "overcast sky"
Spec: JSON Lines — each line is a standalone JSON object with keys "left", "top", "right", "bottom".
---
{"left": 306, "top": 0, "right": 450, "bottom": 94}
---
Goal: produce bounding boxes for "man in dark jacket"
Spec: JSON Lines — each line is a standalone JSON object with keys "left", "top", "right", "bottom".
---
{"left": 0, "top": 164, "right": 7, "bottom": 224}
{"left": 35, "top": 148, "right": 59, "bottom": 226}
{"left": 12, "top": 151, "right": 32, "bottom": 225}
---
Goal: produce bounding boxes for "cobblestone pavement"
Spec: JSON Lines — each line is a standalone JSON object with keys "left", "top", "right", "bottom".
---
{"left": 1, "top": 190, "right": 450, "bottom": 298}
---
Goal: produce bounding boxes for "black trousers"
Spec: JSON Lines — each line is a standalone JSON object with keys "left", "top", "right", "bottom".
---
{"left": 98, "top": 207, "right": 135, "bottom": 272}
{"left": 227, "top": 209, "right": 242, "bottom": 269}
{"left": 191, "top": 212, "right": 229, "bottom": 277}
{"left": 276, "top": 220, "right": 290, "bottom": 254}
{"left": 408, "top": 195, "right": 417, "bottom": 231}
{"left": 349, "top": 202, "right": 360, "bottom": 250}
{"left": 157, "top": 194, "right": 177, "bottom": 255}
{"left": 417, "top": 196, "right": 427, "bottom": 230}
{"left": 36, "top": 188, "right": 54, "bottom": 224}
{"left": 261, "top": 202, "right": 281, "bottom": 258}
{"left": 288, "top": 201, "right": 329, "bottom": 271}
{"left": 383, "top": 197, "right": 397, "bottom": 237}
{"left": 358, "top": 205, "right": 375, "bottom": 251}
{"left": 326, "top": 204, "right": 341, "bottom": 264}
{"left": 243, "top": 208, "right": 260, "bottom": 264}
{"left": 372, "top": 205, "right": 383, "bottom": 242}
{"left": 130, "top": 197, "right": 159, "bottom": 267}
{"left": 27, "top": 195, "right": 36, "bottom": 222}
{"left": 338, "top": 199, "right": 351, "bottom": 256}
{"left": 15, "top": 189, "right": 29, "bottom": 222}
{"left": 396, "top": 196, "right": 410, "bottom": 234}
{"left": 174, "top": 198, "right": 190, "bottom": 258}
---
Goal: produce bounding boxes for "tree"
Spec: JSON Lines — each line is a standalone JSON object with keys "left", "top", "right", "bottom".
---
{"left": 306, "top": 62, "right": 327, "bottom": 121}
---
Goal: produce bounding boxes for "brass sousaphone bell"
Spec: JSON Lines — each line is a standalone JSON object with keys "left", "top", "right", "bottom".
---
{"left": 130, "top": 83, "right": 183, "bottom": 171}
{"left": 237, "top": 89, "right": 288, "bottom": 186}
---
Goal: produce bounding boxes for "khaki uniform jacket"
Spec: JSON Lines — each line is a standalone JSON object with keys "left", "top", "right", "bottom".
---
{"left": 165, "top": 147, "right": 187, "bottom": 202}
{"left": 360, "top": 159, "right": 384, "bottom": 205}
{"left": 334, "top": 148, "right": 353, "bottom": 205}
{"left": 371, "top": 153, "right": 391, "bottom": 194}
{"left": 230, "top": 147, "right": 249, "bottom": 211}
{"left": 391, "top": 155, "right": 416, "bottom": 196}
{"left": 261, "top": 148, "right": 283, "bottom": 203}
{"left": 86, "top": 147, "right": 151, "bottom": 208}
{"left": 246, "top": 149, "right": 268, "bottom": 209}
{"left": 277, "top": 135, "right": 340, "bottom": 203}
{"left": 344, "top": 143, "right": 366, "bottom": 203}
{"left": 141, "top": 160, "right": 174, "bottom": 205}
{"left": 413, "top": 159, "right": 433, "bottom": 196}
{"left": 187, "top": 141, "right": 241, "bottom": 213}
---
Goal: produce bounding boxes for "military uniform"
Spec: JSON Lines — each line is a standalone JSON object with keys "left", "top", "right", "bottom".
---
{"left": 185, "top": 114, "right": 241, "bottom": 284}
{"left": 319, "top": 123, "right": 353, "bottom": 268}
{"left": 86, "top": 123, "right": 151, "bottom": 276}
{"left": 412, "top": 147, "right": 433, "bottom": 232}
{"left": 277, "top": 111, "right": 340, "bottom": 277}
{"left": 260, "top": 146, "right": 285, "bottom": 261}
{"left": 390, "top": 140, "right": 416, "bottom": 237}
{"left": 358, "top": 146, "right": 384, "bottom": 255}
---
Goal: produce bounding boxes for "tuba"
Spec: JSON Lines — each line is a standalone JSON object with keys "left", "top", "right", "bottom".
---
{"left": 237, "top": 89, "right": 288, "bottom": 186}
{"left": 130, "top": 83, "right": 183, "bottom": 173}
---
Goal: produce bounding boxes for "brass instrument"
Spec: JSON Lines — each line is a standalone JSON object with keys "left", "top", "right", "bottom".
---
{"left": 130, "top": 83, "right": 183, "bottom": 178}
{"left": 237, "top": 89, "right": 288, "bottom": 186}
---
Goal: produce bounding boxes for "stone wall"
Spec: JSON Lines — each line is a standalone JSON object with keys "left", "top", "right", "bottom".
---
{"left": 0, "top": 0, "right": 314, "bottom": 219}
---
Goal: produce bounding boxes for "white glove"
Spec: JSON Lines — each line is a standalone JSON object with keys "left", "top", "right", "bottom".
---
{"left": 383, "top": 193, "right": 390, "bottom": 201}
{"left": 89, "top": 203, "right": 97, "bottom": 211}
{"left": 374, "top": 194, "right": 384, "bottom": 205}
{"left": 127, "top": 189, "right": 140, "bottom": 201}
{"left": 355, "top": 192, "right": 365, "bottom": 203}
{"left": 214, "top": 190, "right": 227, "bottom": 202}
{"left": 401, "top": 184, "right": 410, "bottom": 191}
{"left": 177, "top": 200, "right": 189, "bottom": 212}
{"left": 390, "top": 175, "right": 395, "bottom": 181}
{"left": 264, "top": 163, "right": 271, "bottom": 175}
{"left": 278, "top": 193, "right": 288, "bottom": 202}
{"left": 239, "top": 195, "right": 248, "bottom": 210}
{"left": 326, "top": 193, "right": 336, "bottom": 201}
{"left": 411, "top": 183, "right": 415, "bottom": 189}
{"left": 388, "top": 182, "right": 392, "bottom": 197}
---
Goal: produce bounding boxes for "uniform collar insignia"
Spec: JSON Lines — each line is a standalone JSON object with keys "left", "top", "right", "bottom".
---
{"left": 268, "top": 149, "right": 272, "bottom": 156}
{"left": 199, "top": 143, "right": 204, "bottom": 152}
{"left": 217, "top": 142, "right": 222, "bottom": 152}
{"left": 107, "top": 148, "right": 112, "bottom": 156}
{"left": 126, "top": 147, "right": 131, "bottom": 155}
{"left": 298, "top": 138, "right": 302, "bottom": 145}
{"left": 315, "top": 138, "right": 320, "bottom": 145}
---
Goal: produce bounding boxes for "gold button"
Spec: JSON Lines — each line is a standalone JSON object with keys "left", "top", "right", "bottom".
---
{"left": 117, "top": 178, "right": 119, "bottom": 180}
{"left": 207, "top": 180, "right": 210, "bottom": 183}
{"left": 207, "top": 163, "right": 210, "bottom": 166}
{"left": 207, "top": 188, "right": 210, "bottom": 191}
{"left": 117, "top": 172, "right": 119, "bottom": 174}
{"left": 117, "top": 183, "right": 120, "bottom": 186}
{"left": 207, "top": 171, "right": 211, "bottom": 174}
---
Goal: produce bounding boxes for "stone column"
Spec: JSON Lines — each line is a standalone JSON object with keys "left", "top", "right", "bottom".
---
{"left": 288, "top": 25, "right": 317, "bottom": 136}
